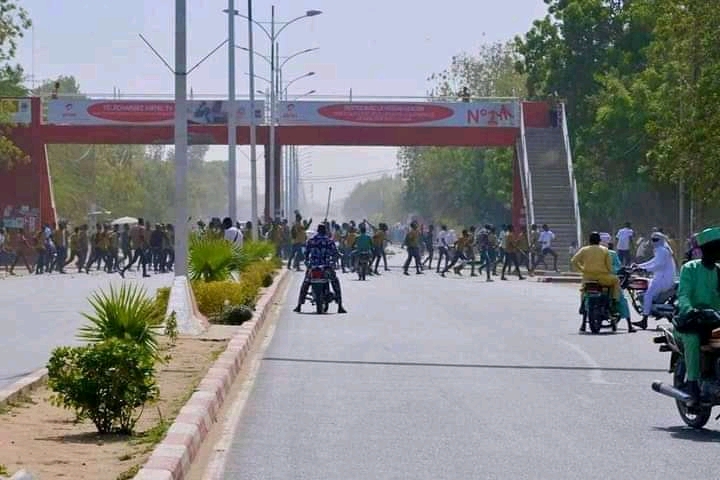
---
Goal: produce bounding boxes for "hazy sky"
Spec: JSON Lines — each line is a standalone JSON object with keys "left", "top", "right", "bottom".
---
{"left": 16, "top": 0, "right": 548, "bottom": 202}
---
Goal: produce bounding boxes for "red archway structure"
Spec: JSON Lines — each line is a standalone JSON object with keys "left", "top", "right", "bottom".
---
{"left": 0, "top": 96, "right": 555, "bottom": 232}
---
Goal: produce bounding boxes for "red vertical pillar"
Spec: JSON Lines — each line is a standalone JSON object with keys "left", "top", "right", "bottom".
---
{"left": 512, "top": 146, "right": 525, "bottom": 231}
{"left": 34, "top": 97, "right": 57, "bottom": 227}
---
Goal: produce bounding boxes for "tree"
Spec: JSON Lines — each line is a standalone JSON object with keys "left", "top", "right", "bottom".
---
{"left": 0, "top": 0, "right": 31, "bottom": 170}
{"left": 513, "top": 0, "right": 685, "bottom": 231}
{"left": 342, "top": 176, "right": 404, "bottom": 223}
{"left": 398, "top": 41, "right": 525, "bottom": 226}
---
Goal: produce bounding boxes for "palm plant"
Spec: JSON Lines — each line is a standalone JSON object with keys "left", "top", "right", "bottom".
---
{"left": 188, "top": 234, "right": 243, "bottom": 282}
{"left": 77, "top": 284, "right": 164, "bottom": 360}
{"left": 235, "top": 240, "right": 276, "bottom": 272}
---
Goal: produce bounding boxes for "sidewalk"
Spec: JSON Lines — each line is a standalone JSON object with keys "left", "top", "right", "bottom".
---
{"left": 0, "top": 270, "right": 172, "bottom": 389}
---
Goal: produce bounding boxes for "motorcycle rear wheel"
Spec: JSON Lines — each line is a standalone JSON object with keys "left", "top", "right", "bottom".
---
{"left": 674, "top": 360, "right": 711, "bottom": 429}
{"left": 629, "top": 289, "right": 644, "bottom": 315}
{"left": 588, "top": 310, "right": 602, "bottom": 334}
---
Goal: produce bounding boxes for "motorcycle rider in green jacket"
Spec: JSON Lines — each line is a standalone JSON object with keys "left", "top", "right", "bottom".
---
{"left": 675, "top": 226, "right": 720, "bottom": 404}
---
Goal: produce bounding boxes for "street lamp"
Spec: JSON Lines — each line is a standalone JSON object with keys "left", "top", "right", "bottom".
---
{"left": 238, "top": 44, "right": 319, "bottom": 218}
{"left": 230, "top": 6, "right": 322, "bottom": 219}
{"left": 283, "top": 88, "right": 315, "bottom": 215}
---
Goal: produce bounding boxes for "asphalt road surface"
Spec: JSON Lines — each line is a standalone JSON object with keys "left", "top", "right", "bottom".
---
{"left": 0, "top": 270, "right": 172, "bottom": 390}
{"left": 222, "top": 260, "right": 715, "bottom": 480}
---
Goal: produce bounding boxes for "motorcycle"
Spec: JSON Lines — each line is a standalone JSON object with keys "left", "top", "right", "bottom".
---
{"left": 618, "top": 267, "right": 677, "bottom": 329}
{"left": 306, "top": 265, "right": 336, "bottom": 314}
{"left": 580, "top": 281, "right": 619, "bottom": 334}
{"left": 652, "top": 310, "right": 720, "bottom": 429}
{"left": 356, "top": 250, "right": 372, "bottom": 281}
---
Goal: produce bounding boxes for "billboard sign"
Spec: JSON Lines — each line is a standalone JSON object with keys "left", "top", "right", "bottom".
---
{"left": 47, "top": 99, "right": 265, "bottom": 125}
{"left": 0, "top": 98, "right": 32, "bottom": 124}
{"left": 276, "top": 100, "right": 520, "bottom": 127}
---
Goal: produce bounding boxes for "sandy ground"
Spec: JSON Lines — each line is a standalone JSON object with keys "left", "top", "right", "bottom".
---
{"left": 0, "top": 334, "right": 230, "bottom": 480}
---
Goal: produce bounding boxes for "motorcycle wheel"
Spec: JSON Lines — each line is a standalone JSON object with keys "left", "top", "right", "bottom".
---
{"left": 674, "top": 360, "right": 711, "bottom": 429}
{"left": 316, "top": 299, "right": 324, "bottom": 314}
{"left": 629, "top": 289, "right": 644, "bottom": 315}
{"left": 588, "top": 309, "right": 602, "bottom": 334}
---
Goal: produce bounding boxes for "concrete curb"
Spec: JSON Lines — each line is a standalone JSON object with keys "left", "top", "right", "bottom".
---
{"left": 0, "top": 368, "right": 48, "bottom": 409}
{"left": 536, "top": 276, "right": 582, "bottom": 284}
{"left": 133, "top": 268, "right": 291, "bottom": 480}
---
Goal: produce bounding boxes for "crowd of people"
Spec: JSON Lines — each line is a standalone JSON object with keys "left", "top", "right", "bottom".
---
{"left": 258, "top": 214, "right": 568, "bottom": 281}
{"left": 0, "top": 220, "right": 175, "bottom": 277}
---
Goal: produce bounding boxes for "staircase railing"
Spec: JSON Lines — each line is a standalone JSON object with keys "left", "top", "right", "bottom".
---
{"left": 519, "top": 102, "right": 535, "bottom": 225}
{"left": 560, "top": 102, "right": 582, "bottom": 247}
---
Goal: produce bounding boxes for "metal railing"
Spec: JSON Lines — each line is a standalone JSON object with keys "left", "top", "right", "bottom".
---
{"left": 35, "top": 92, "right": 520, "bottom": 102}
{"left": 560, "top": 102, "right": 582, "bottom": 247}
{"left": 519, "top": 102, "right": 535, "bottom": 225}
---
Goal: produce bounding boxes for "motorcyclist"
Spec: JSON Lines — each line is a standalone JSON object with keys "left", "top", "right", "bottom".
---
{"left": 674, "top": 227, "right": 720, "bottom": 404}
{"left": 571, "top": 231, "right": 622, "bottom": 332}
{"left": 631, "top": 231, "right": 677, "bottom": 330}
{"left": 293, "top": 223, "right": 347, "bottom": 314}
{"left": 352, "top": 224, "right": 374, "bottom": 272}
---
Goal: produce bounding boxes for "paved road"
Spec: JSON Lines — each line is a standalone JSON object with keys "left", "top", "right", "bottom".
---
{"left": 221, "top": 261, "right": 717, "bottom": 480}
{"left": 0, "top": 270, "right": 172, "bottom": 389}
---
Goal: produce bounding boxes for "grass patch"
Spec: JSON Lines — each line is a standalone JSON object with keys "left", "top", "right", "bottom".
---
{"left": 115, "top": 464, "right": 140, "bottom": 480}
{"left": 0, "top": 393, "right": 36, "bottom": 415}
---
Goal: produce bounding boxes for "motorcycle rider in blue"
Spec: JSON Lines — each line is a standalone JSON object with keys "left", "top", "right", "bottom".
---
{"left": 293, "top": 223, "right": 347, "bottom": 314}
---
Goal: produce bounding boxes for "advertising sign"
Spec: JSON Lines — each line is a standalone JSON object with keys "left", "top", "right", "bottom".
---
{"left": 277, "top": 100, "right": 519, "bottom": 127}
{"left": 0, "top": 98, "right": 32, "bottom": 124}
{"left": 47, "top": 99, "right": 265, "bottom": 125}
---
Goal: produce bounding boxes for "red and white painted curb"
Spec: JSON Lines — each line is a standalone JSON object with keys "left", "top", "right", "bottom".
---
{"left": 133, "top": 269, "right": 291, "bottom": 480}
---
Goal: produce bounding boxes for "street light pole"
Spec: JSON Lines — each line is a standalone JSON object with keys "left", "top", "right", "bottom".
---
{"left": 174, "top": 0, "right": 188, "bottom": 277}
{"left": 268, "top": 5, "right": 276, "bottom": 221}
{"left": 227, "top": 0, "right": 238, "bottom": 222}
{"left": 247, "top": 0, "right": 258, "bottom": 238}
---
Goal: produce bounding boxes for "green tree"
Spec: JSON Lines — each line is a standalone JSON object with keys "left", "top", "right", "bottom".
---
{"left": 0, "top": 0, "right": 32, "bottom": 170}
{"left": 639, "top": 0, "right": 720, "bottom": 221}
{"left": 513, "top": 0, "right": 683, "bottom": 230}
{"left": 342, "top": 175, "right": 404, "bottom": 223}
{"left": 398, "top": 41, "right": 525, "bottom": 225}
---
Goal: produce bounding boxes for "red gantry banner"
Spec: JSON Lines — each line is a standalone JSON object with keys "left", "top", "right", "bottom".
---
{"left": 276, "top": 100, "right": 520, "bottom": 127}
{"left": 46, "top": 99, "right": 265, "bottom": 125}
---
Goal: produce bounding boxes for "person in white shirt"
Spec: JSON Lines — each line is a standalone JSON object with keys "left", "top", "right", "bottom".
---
{"left": 435, "top": 225, "right": 450, "bottom": 273}
{"left": 222, "top": 217, "right": 243, "bottom": 248}
{"left": 631, "top": 231, "right": 677, "bottom": 329}
{"left": 533, "top": 223, "right": 558, "bottom": 271}
{"left": 615, "top": 222, "right": 634, "bottom": 266}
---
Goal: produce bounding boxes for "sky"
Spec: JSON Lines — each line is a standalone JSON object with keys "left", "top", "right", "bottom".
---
{"left": 15, "top": 0, "right": 549, "bottom": 206}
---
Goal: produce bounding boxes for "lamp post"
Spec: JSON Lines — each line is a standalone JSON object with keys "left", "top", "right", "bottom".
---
{"left": 174, "top": 0, "right": 189, "bottom": 277}
{"left": 284, "top": 89, "right": 315, "bottom": 216}
{"left": 238, "top": 44, "right": 318, "bottom": 218}
{"left": 245, "top": 70, "right": 314, "bottom": 218}
{"left": 231, "top": 6, "right": 322, "bottom": 220}
{"left": 226, "top": 0, "right": 238, "bottom": 222}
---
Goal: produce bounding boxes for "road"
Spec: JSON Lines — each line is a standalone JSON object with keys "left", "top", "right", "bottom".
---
{"left": 0, "top": 270, "right": 172, "bottom": 389}
{"left": 220, "top": 261, "right": 716, "bottom": 480}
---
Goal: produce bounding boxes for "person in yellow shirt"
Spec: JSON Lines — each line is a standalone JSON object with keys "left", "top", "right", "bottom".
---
{"left": 571, "top": 231, "right": 621, "bottom": 301}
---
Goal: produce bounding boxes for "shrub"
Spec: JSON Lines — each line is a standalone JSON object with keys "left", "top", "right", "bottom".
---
{"left": 188, "top": 235, "right": 243, "bottom": 282}
{"left": 219, "top": 304, "right": 254, "bottom": 325}
{"left": 47, "top": 339, "right": 159, "bottom": 434}
{"left": 236, "top": 240, "right": 276, "bottom": 272}
{"left": 192, "top": 280, "right": 257, "bottom": 318}
{"left": 77, "top": 284, "right": 164, "bottom": 361}
{"left": 191, "top": 259, "right": 278, "bottom": 320}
